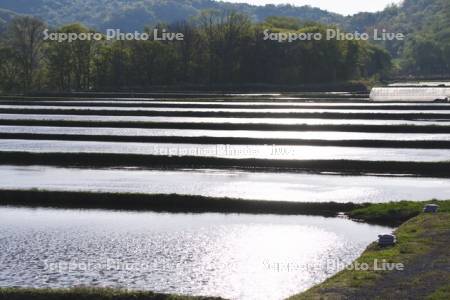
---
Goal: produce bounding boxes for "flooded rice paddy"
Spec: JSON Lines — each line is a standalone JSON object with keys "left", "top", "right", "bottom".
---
{"left": 0, "top": 93, "right": 449, "bottom": 299}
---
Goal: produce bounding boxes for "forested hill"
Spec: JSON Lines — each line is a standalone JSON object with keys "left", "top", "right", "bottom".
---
{"left": 362, "top": 0, "right": 450, "bottom": 76}
{"left": 0, "top": 0, "right": 344, "bottom": 31}
{"left": 345, "top": 0, "right": 450, "bottom": 60}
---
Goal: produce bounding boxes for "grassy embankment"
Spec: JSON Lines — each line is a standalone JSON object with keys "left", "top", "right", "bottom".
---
{"left": 290, "top": 202, "right": 450, "bottom": 299}
{"left": 349, "top": 200, "right": 450, "bottom": 224}
{"left": 0, "top": 287, "right": 223, "bottom": 300}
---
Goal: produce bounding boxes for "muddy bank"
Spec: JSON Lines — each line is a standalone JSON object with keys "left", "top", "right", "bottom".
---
{"left": 2, "top": 132, "right": 450, "bottom": 149}
{"left": 1, "top": 120, "right": 450, "bottom": 133}
{"left": 1, "top": 152, "right": 449, "bottom": 177}
{"left": 0, "top": 108, "right": 448, "bottom": 120}
{"left": 0, "top": 189, "right": 358, "bottom": 216}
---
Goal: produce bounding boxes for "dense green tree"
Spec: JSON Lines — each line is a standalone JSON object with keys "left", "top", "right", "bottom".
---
{"left": 0, "top": 46, "right": 21, "bottom": 91}
{"left": 46, "top": 24, "right": 95, "bottom": 90}
{"left": 7, "top": 16, "right": 46, "bottom": 91}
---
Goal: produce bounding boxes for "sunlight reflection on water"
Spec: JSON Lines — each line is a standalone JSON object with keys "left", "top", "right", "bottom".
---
{"left": 1, "top": 166, "right": 450, "bottom": 203}
{"left": 0, "top": 208, "right": 391, "bottom": 300}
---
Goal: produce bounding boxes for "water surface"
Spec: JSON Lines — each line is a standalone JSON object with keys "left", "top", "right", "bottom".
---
{"left": 1, "top": 139, "right": 450, "bottom": 161}
{"left": 2, "top": 114, "right": 449, "bottom": 126}
{"left": 2, "top": 166, "right": 450, "bottom": 202}
{"left": 0, "top": 207, "right": 391, "bottom": 300}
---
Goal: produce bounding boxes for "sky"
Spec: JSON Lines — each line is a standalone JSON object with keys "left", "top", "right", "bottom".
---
{"left": 222, "top": 0, "right": 403, "bottom": 15}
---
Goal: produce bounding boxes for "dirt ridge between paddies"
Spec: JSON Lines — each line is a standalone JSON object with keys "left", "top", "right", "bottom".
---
{"left": 0, "top": 108, "right": 449, "bottom": 120}
{"left": 2, "top": 120, "right": 450, "bottom": 133}
{"left": 2, "top": 101, "right": 450, "bottom": 110}
{"left": 1, "top": 189, "right": 448, "bottom": 226}
{"left": 3, "top": 132, "right": 450, "bottom": 149}
{"left": 1, "top": 152, "right": 450, "bottom": 178}
{"left": 0, "top": 189, "right": 358, "bottom": 217}
{"left": 0, "top": 287, "right": 224, "bottom": 300}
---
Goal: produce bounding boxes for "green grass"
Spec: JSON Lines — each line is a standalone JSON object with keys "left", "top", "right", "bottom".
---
{"left": 349, "top": 200, "right": 450, "bottom": 225}
{"left": 288, "top": 212, "right": 450, "bottom": 299}
{"left": 0, "top": 287, "right": 222, "bottom": 300}
{"left": 427, "top": 285, "right": 450, "bottom": 300}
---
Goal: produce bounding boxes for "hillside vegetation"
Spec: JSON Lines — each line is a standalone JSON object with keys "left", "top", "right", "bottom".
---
{"left": 346, "top": 0, "right": 450, "bottom": 76}
{"left": 0, "top": 0, "right": 343, "bottom": 31}
{"left": 0, "top": 8, "right": 16, "bottom": 33}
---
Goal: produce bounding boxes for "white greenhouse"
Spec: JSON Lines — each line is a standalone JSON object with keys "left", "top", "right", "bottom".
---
{"left": 370, "top": 87, "right": 450, "bottom": 102}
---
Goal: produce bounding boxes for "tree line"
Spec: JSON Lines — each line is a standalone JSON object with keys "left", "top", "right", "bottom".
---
{"left": 0, "top": 12, "right": 392, "bottom": 92}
